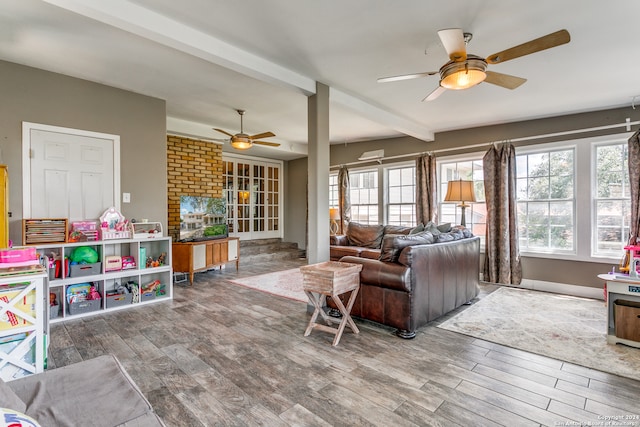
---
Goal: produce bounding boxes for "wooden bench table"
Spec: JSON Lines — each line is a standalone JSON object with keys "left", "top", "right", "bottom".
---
{"left": 300, "top": 261, "right": 362, "bottom": 346}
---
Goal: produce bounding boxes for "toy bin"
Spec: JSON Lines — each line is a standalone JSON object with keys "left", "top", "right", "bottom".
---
{"left": 49, "top": 304, "right": 60, "bottom": 319}
{"left": 68, "top": 299, "right": 101, "bottom": 316}
{"left": 105, "top": 292, "right": 132, "bottom": 309}
{"left": 68, "top": 262, "right": 102, "bottom": 278}
{"left": 614, "top": 299, "right": 640, "bottom": 342}
{"left": 140, "top": 291, "right": 156, "bottom": 302}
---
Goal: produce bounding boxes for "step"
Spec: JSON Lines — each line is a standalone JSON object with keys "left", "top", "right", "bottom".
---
{"left": 240, "top": 242, "right": 298, "bottom": 256}
{"left": 237, "top": 238, "right": 304, "bottom": 265}
{"left": 239, "top": 248, "right": 302, "bottom": 265}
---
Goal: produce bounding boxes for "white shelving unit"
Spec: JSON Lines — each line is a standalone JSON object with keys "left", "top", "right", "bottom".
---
{"left": 600, "top": 273, "right": 640, "bottom": 349}
{"left": 33, "top": 237, "right": 172, "bottom": 323}
{"left": 0, "top": 269, "right": 47, "bottom": 381}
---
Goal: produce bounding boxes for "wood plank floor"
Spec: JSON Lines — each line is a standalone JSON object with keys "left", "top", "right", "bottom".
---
{"left": 48, "top": 259, "right": 640, "bottom": 426}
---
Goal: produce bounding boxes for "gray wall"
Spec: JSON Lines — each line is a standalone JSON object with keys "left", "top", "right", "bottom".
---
{"left": 0, "top": 60, "right": 167, "bottom": 245}
{"left": 284, "top": 157, "right": 308, "bottom": 252}
{"left": 285, "top": 106, "right": 640, "bottom": 290}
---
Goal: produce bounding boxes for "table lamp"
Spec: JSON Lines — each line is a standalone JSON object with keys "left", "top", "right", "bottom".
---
{"left": 329, "top": 208, "right": 340, "bottom": 235}
{"left": 444, "top": 179, "right": 476, "bottom": 227}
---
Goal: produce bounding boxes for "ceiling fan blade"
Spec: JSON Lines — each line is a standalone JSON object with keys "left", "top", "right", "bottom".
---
{"left": 484, "top": 71, "right": 527, "bottom": 89}
{"left": 250, "top": 131, "right": 275, "bottom": 140}
{"left": 214, "top": 128, "right": 234, "bottom": 137}
{"left": 486, "top": 29, "right": 570, "bottom": 64}
{"left": 377, "top": 71, "right": 438, "bottom": 83}
{"left": 438, "top": 28, "right": 467, "bottom": 61}
{"left": 253, "top": 140, "right": 281, "bottom": 147}
{"left": 422, "top": 85, "right": 446, "bottom": 102}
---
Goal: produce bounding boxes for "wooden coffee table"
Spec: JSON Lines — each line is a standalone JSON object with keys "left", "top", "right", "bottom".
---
{"left": 300, "top": 261, "right": 363, "bottom": 346}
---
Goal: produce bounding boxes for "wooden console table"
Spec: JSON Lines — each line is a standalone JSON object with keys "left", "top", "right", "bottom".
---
{"left": 173, "top": 237, "right": 239, "bottom": 285}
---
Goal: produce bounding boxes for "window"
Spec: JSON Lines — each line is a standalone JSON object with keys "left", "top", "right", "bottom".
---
{"left": 594, "top": 143, "right": 630, "bottom": 256}
{"left": 349, "top": 169, "right": 378, "bottom": 224}
{"left": 329, "top": 174, "right": 338, "bottom": 208}
{"left": 516, "top": 148, "right": 575, "bottom": 253}
{"left": 387, "top": 165, "right": 416, "bottom": 226}
{"left": 439, "top": 159, "right": 486, "bottom": 239}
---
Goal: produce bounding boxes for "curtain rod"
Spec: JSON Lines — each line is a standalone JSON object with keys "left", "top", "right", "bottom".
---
{"left": 330, "top": 118, "right": 640, "bottom": 169}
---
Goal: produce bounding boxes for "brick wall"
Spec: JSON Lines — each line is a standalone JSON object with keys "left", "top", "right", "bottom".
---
{"left": 167, "top": 135, "right": 223, "bottom": 241}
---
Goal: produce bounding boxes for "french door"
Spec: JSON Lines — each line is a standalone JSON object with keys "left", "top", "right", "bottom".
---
{"left": 223, "top": 155, "right": 282, "bottom": 240}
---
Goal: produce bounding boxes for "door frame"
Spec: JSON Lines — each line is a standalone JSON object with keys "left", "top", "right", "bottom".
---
{"left": 22, "top": 122, "right": 121, "bottom": 218}
{"left": 223, "top": 152, "right": 283, "bottom": 240}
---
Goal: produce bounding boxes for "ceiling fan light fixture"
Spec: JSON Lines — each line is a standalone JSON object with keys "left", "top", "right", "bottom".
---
{"left": 440, "top": 56, "right": 487, "bottom": 90}
{"left": 230, "top": 135, "right": 252, "bottom": 150}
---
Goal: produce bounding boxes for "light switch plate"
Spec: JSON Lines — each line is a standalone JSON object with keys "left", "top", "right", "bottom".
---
{"left": 123, "top": 192, "right": 131, "bottom": 203}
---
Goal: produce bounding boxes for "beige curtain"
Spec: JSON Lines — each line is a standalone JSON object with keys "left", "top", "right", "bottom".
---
{"left": 337, "top": 166, "right": 351, "bottom": 234}
{"left": 416, "top": 154, "right": 438, "bottom": 225}
{"left": 629, "top": 130, "right": 640, "bottom": 245}
{"left": 483, "top": 143, "right": 522, "bottom": 285}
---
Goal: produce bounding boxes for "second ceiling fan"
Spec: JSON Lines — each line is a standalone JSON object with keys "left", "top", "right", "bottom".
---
{"left": 378, "top": 28, "right": 570, "bottom": 101}
{"left": 214, "top": 109, "right": 280, "bottom": 150}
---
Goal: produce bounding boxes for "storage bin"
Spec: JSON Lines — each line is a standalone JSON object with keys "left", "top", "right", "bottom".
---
{"left": 49, "top": 304, "right": 60, "bottom": 319}
{"left": 0, "top": 247, "right": 37, "bottom": 263}
{"left": 140, "top": 291, "right": 156, "bottom": 302}
{"left": 105, "top": 292, "right": 132, "bottom": 309}
{"left": 614, "top": 299, "right": 640, "bottom": 342}
{"left": 68, "top": 299, "right": 101, "bottom": 316}
{"left": 68, "top": 262, "right": 102, "bottom": 278}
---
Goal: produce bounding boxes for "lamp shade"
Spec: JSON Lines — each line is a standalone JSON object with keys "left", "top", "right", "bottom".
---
{"left": 230, "top": 135, "right": 252, "bottom": 150}
{"left": 444, "top": 179, "right": 477, "bottom": 203}
{"left": 439, "top": 56, "right": 487, "bottom": 90}
{"left": 329, "top": 208, "right": 341, "bottom": 220}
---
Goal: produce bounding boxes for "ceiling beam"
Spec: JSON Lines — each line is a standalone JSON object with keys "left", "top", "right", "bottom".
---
{"left": 331, "top": 89, "right": 434, "bottom": 142}
{"left": 43, "top": 0, "right": 435, "bottom": 142}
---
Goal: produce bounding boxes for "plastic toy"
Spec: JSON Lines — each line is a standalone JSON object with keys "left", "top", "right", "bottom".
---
{"left": 71, "top": 246, "right": 99, "bottom": 264}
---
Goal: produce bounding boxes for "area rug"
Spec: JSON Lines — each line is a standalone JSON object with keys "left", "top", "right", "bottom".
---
{"left": 438, "top": 286, "right": 640, "bottom": 380}
{"left": 229, "top": 268, "right": 307, "bottom": 302}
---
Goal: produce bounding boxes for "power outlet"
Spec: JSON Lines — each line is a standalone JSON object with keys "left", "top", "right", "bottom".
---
{"left": 123, "top": 193, "right": 131, "bottom": 203}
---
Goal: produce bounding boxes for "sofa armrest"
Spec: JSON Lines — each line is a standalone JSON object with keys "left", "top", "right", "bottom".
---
{"left": 340, "top": 256, "right": 411, "bottom": 292}
{"left": 330, "top": 234, "right": 348, "bottom": 246}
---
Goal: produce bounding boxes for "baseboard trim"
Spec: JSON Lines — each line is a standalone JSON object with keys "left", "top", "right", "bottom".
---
{"left": 499, "top": 279, "right": 604, "bottom": 300}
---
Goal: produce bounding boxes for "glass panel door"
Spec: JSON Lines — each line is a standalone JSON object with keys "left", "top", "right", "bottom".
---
{"left": 223, "top": 156, "right": 282, "bottom": 240}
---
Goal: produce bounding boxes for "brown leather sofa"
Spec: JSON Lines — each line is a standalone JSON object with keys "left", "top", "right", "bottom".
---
{"left": 329, "top": 222, "right": 480, "bottom": 338}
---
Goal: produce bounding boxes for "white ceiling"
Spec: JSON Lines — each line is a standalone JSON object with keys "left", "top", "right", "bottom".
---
{"left": 2, "top": 0, "right": 639, "bottom": 160}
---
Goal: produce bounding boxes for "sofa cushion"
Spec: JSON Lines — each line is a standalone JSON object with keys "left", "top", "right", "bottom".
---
{"left": 346, "top": 222, "right": 385, "bottom": 249}
{"left": 329, "top": 234, "right": 348, "bottom": 246}
{"left": 409, "top": 224, "right": 425, "bottom": 234}
{"left": 379, "top": 230, "right": 435, "bottom": 263}
{"left": 330, "top": 245, "right": 364, "bottom": 260}
{"left": 383, "top": 225, "right": 412, "bottom": 236}
{"left": 0, "top": 377, "right": 26, "bottom": 413}
{"left": 360, "top": 248, "right": 382, "bottom": 260}
{"left": 452, "top": 225, "right": 474, "bottom": 238}
{"left": 435, "top": 228, "right": 465, "bottom": 242}
{"left": 437, "top": 222, "right": 452, "bottom": 233}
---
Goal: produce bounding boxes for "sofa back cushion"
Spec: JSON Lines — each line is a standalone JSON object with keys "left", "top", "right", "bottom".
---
{"left": 379, "top": 230, "right": 435, "bottom": 262}
{"left": 347, "top": 222, "right": 385, "bottom": 248}
{"left": 383, "top": 225, "right": 412, "bottom": 236}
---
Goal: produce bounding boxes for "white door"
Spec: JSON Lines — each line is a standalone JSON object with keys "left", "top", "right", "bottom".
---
{"left": 223, "top": 155, "right": 282, "bottom": 240}
{"left": 23, "top": 122, "right": 120, "bottom": 221}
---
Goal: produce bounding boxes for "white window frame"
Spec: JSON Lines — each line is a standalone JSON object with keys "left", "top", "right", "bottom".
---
{"left": 436, "top": 152, "right": 486, "bottom": 246}
{"left": 515, "top": 144, "right": 577, "bottom": 256}
{"left": 385, "top": 161, "right": 416, "bottom": 226}
{"left": 346, "top": 167, "right": 380, "bottom": 224}
{"left": 591, "top": 134, "right": 633, "bottom": 260}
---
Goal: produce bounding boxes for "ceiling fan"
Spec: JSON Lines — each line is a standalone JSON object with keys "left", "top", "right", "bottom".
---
{"left": 378, "top": 28, "right": 570, "bottom": 101}
{"left": 213, "top": 109, "right": 280, "bottom": 150}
